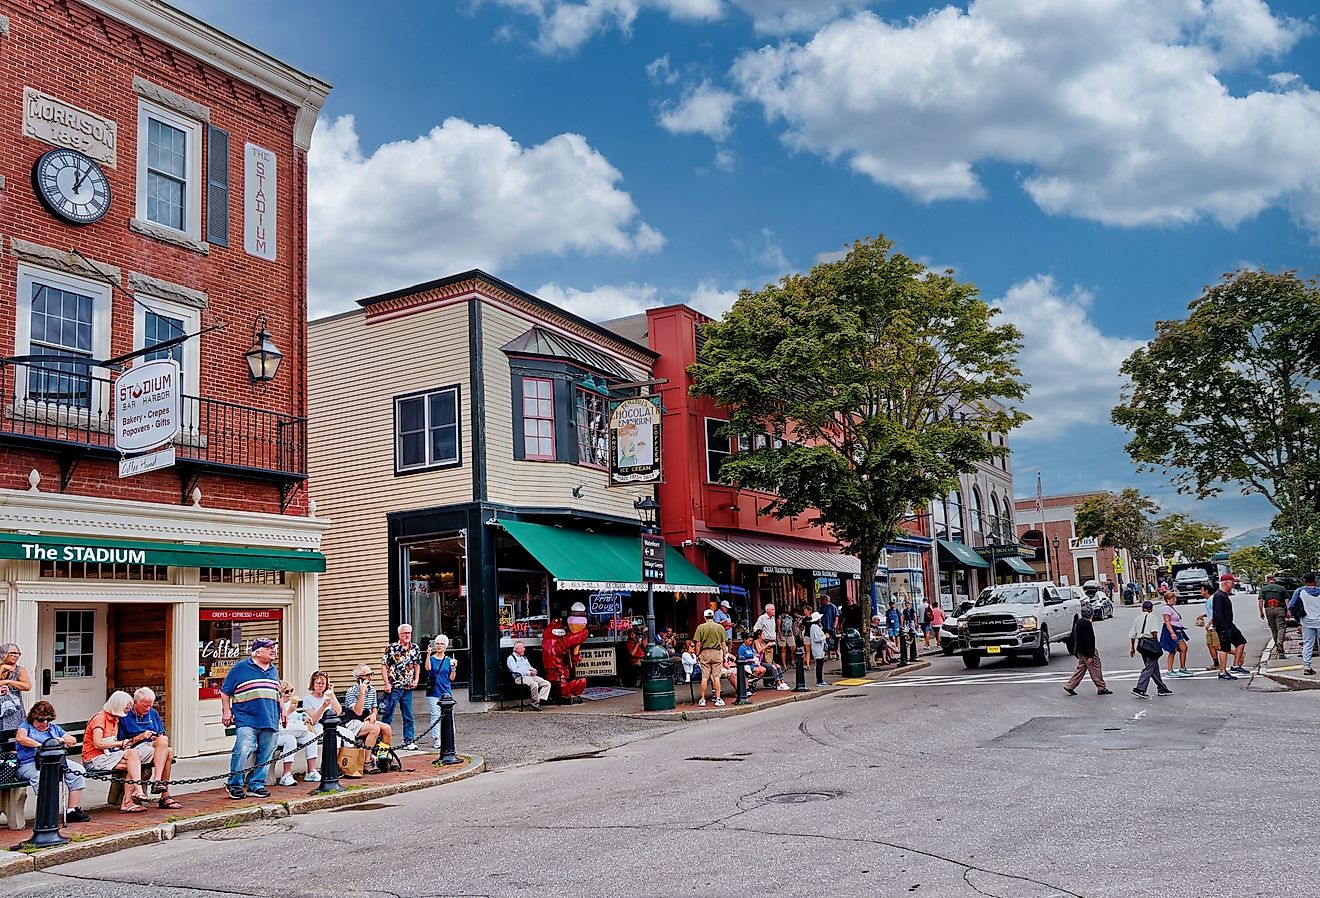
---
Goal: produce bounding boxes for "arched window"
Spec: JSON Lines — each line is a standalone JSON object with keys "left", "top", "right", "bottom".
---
{"left": 971, "top": 487, "right": 984, "bottom": 535}
{"left": 949, "top": 490, "right": 964, "bottom": 542}
{"left": 990, "top": 493, "right": 1001, "bottom": 540}
{"left": 931, "top": 495, "right": 948, "bottom": 539}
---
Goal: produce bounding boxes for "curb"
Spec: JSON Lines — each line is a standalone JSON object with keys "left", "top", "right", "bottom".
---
{"left": 1256, "top": 635, "right": 1317, "bottom": 690}
{"left": 623, "top": 661, "right": 932, "bottom": 721}
{"left": 0, "top": 755, "right": 485, "bottom": 876}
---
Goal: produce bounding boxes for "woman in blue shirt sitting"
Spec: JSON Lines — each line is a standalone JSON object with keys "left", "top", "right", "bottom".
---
{"left": 15, "top": 700, "right": 90, "bottom": 822}
{"left": 425, "top": 635, "right": 457, "bottom": 750}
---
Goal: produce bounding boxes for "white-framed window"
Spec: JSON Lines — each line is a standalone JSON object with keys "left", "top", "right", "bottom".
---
{"left": 132, "top": 295, "right": 200, "bottom": 401}
{"left": 521, "top": 377, "right": 555, "bottom": 460}
{"left": 395, "top": 387, "right": 461, "bottom": 474}
{"left": 13, "top": 265, "right": 112, "bottom": 411}
{"left": 705, "top": 417, "right": 731, "bottom": 482}
{"left": 136, "top": 99, "right": 203, "bottom": 240}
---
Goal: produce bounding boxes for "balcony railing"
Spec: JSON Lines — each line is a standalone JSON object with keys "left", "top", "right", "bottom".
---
{"left": 0, "top": 360, "right": 305, "bottom": 479}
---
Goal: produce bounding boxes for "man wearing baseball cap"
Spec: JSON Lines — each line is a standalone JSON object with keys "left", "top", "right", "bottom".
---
{"left": 713, "top": 599, "right": 735, "bottom": 638}
{"left": 220, "top": 637, "right": 286, "bottom": 799}
{"left": 1213, "top": 574, "right": 1250, "bottom": 679}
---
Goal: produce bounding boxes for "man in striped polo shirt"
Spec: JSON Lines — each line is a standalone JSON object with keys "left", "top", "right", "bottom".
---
{"left": 221, "top": 638, "right": 286, "bottom": 800}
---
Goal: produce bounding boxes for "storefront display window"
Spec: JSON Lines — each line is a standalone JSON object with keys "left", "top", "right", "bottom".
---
{"left": 403, "top": 535, "right": 469, "bottom": 680}
{"left": 198, "top": 608, "right": 282, "bottom": 699}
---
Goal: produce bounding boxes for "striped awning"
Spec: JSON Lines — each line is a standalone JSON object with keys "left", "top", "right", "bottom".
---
{"left": 699, "top": 537, "right": 861, "bottom": 578}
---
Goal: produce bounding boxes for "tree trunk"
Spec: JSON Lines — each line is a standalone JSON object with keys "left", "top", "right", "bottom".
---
{"left": 859, "top": 544, "right": 881, "bottom": 620}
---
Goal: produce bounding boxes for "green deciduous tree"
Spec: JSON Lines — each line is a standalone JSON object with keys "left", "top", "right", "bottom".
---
{"left": 1154, "top": 512, "right": 1227, "bottom": 560}
{"left": 1259, "top": 509, "right": 1320, "bottom": 576}
{"left": 1112, "top": 269, "right": 1320, "bottom": 561}
{"left": 688, "top": 235, "right": 1028, "bottom": 600}
{"left": 1075, "top": 489, "right": 1160, "bottom": 585}
{"left": 1228, "top": 545, "right": 1275, "bottom": 587}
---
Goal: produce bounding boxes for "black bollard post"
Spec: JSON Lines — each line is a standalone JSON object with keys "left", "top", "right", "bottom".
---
{"left": 735, "top": 658, "right": 751, "bottom": 705}
{"left": 793, "top": 645, "right": 808, "bottom": 693}
{"left": 26, "top": 737, "right": 69, "bottom": 848}
{"left": 312, "top": 708, "right": 344, "bottom": 794}
{"left": 437, "top": 693, "right": 461, "bottom": 766}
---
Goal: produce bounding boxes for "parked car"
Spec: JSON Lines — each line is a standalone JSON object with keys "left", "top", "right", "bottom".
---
{"left": 1069, "top": 585, "right": 1113, "bottom": 620}
{"left": 939, "top": 600, "right": 975, "bottom": 655}
{"left": 1171, "top": 562, "right": 1217, "bottom": 604}
{"left": 957, "top": 582, "right": 1082, "bottom": 668}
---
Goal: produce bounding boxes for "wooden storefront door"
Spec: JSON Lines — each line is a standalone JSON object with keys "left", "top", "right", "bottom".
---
{"left": 108, "top": 604, "right": 171, "bottom": 731}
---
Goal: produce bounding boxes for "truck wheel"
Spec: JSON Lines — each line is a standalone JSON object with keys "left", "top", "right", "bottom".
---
{"left": 942, "top": 641, "right": 956, "bottom": 656}
{"left": 962, "top": 653, "right": 981, "bottom": 669}
{"left": 1032, "top": 627, "right": 1051, "bottom": 665}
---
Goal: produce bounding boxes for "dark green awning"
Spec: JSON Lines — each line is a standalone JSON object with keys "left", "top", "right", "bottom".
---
{"left": 998, "top": 555, "right": 1037, "bottom": 575}
{"left": 0, "top": 532, "right": 325, "bottom": 572}
{"left": 500, "top": 520, "right": 719, "bottom": 593}
{"left": 937, "top": 539, "right": 989, "bottom": 569}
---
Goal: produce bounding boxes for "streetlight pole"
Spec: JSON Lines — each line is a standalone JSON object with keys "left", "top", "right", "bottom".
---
{"left": 635, "top": 496, "right": 661, "bottom": 642}
{"left": 1052, "top": 536, "right": 1063, "bottom": 585}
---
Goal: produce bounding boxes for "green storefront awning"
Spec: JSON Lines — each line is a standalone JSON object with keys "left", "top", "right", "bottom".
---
{"left": 937, "top": 539, "right": 990, "bottom": 569}
{"left": 0, "top": 531, "right": 325, "bottom": 572}
{"left": 998, "top": 555, "right": 1037, "bottom": 575}
{"left": 500, "top": 519, "right": 719, "bottom": 594}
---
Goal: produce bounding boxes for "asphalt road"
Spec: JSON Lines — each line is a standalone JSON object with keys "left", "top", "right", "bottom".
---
{"left": 7, "top": 590, "right": 1312, "bottom": 898}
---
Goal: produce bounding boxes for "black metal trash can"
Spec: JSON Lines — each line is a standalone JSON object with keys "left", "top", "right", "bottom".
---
{"left": 840, "top": 628, "right": 867, "bottom": 678}
{"left": 641, "top": 645, "right": 676, "bottom": 711}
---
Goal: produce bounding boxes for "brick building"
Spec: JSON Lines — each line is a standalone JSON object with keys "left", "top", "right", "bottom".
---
{"left": 1013, "top": 491, "right": 1130, "bottom": 588}
{"left": 0, "top": 0, "right": 329, "bottom": 755}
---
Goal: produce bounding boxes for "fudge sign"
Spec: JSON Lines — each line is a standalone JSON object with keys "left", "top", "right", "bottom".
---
{"left": 115, "top": 359, "right": 181, "bottom": 453}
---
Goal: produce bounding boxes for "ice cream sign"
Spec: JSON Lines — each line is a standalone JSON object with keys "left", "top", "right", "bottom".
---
{"left": 114, "top": 359, "right": 181, "bottom": 453}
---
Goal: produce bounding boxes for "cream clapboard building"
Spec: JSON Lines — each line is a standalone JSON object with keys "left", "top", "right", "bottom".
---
{"left": 308, "top": 271, "right": 716, "bottom": 701}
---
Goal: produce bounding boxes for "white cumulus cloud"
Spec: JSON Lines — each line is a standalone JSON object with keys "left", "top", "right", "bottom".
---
{"left": 993, "top": 275, "right": 1144, "bottom": 442}
{"left": 658, "top": 80, "right": 739, "bottom": 140}
{"left": 729, "top": 0, "right": 1320, "bottom": 232}
{"left": 535, "top": 279, "right": 737, "bottom": 320}
{"left": 307, "top": 115, "right": 662, "bottom": 316}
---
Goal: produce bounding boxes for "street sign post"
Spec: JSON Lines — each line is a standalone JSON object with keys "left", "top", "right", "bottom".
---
{"left": 641, "top": 533, "right": 666, "bottom": 582}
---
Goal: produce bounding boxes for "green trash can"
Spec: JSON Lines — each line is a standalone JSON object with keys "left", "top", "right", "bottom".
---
{"left": 840, "top": 628, "right": 867, "bottom": 678}
{"left": 641, "top": 645, "right": 676, "bottom": 711}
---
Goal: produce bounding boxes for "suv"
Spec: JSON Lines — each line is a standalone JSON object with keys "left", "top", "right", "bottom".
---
{"left": 957, "top": 582, "right": 1081, "bottom": 669}
{"left": 1171, "top": 563, "right": 1216, "bottom": 604}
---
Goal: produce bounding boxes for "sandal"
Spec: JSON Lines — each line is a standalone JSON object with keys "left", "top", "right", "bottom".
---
{"left": 119, "top": 804, "right": 147, "bottom": 814}
{"left": 157, "top": 794, "right": 183, "bottom": 810}
{"left": 150, "top": 781, "right": 168, "bottom": 795}
{"left": 130, "top": 793, "right": 151, "bottom": 807}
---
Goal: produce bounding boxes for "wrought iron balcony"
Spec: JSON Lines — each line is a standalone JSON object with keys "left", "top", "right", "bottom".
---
{"left": 0, "top": 360, "right": 306, "bottom": 483}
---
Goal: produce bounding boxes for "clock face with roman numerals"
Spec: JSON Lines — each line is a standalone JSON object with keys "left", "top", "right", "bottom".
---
{"left": 31, "top": 148, "right": 111, "bottom": 225}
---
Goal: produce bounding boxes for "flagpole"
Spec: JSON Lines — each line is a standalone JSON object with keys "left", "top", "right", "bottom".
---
{"left": 1037, "top": 473, "right": 1052, "bottom": 582}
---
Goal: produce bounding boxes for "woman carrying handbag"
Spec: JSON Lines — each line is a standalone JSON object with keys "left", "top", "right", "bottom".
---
{"left": 1129, "top": 600, "right": 1173, "bottom": 699}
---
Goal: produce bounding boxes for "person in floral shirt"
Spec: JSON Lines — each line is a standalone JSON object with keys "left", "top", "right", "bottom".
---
{"left": 379, "top": 625, "right": 421, "bottom": 750}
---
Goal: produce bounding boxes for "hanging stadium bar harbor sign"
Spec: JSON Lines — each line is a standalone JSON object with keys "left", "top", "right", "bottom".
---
{"left": 114, "top": 358, "right": 181, "bottom": 476}
{"left": 608, "top": 395, "right": 662, "bottom": 485}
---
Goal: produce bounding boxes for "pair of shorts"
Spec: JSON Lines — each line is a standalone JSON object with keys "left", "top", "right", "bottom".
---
{"left": 1206, "top": 628, "right": 1221, "bottom": 649}
{"left": 1216, "top": 626, "right": 1247, "bottom": 649}
{"left": 85, "top": 743, "right": 153, "bottom": 772}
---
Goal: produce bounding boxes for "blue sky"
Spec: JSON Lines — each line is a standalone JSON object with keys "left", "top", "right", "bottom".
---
{"left": 180, "top": 0, "right": 1320, "bottom": 536}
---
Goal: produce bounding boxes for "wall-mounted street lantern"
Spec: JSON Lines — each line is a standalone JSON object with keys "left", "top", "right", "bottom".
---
{"left": 244, "top": 314, "right": 283, "bottom": 383}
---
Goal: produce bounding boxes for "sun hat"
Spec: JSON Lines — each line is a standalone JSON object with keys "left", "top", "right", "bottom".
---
{"left": 810, "top": 611, "right": 822, "bottom": 622}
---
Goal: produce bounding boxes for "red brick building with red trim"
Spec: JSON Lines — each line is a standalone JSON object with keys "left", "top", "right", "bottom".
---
{"left": 0, "top": 0, "right": 329, "bottom": 756}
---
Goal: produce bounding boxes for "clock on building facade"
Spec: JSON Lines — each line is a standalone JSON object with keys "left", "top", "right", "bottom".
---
{"left": 31, "top": 148, "right": 111, "bottom": 225}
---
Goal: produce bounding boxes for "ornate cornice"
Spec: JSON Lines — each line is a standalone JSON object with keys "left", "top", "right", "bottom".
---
{"left": 0, "top": 488, "right": 329, "bottom": 550}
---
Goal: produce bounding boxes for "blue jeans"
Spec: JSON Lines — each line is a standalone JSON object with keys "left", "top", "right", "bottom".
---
{"left": 228, "top": 726, "right": 277, "bottom": 791}
{"left": 377, "top": 687, "right": 414, "bottom": 743}
{"left": 424, "top": 694, "right": 449, "bottom": 748}
{"left": 1303, "top": 625, "right": 1320, "bottom": 669}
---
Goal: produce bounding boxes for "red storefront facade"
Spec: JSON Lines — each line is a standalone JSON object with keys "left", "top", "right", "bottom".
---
{"left": 609, "top": 304, "right": 935, "bottom": 636}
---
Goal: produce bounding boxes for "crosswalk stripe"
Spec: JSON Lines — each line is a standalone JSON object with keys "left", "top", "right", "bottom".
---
{"left": 873, "top": 669, "right": 1245, "bottom": 687}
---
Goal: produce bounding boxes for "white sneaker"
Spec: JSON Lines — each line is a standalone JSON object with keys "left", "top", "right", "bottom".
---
{"left": 698, "top": 698, "right": 707, "bottom": 706}
{"left": 776, "top": 683, "right": 791, "bottom": 691}
{"left": 403, "top": 742, "right": 418, "bottom": 751}
{"left": 278, "top": 773, "right": 297, "bottom": 787}
{"left": 714, "top": 698, "right": 726, "bottom": 706}
{"left": 304, "top": 770, "right": 321, "bottom": 782}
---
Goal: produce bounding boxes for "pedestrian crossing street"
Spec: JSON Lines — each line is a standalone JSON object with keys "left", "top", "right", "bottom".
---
{"left": 864, "top": 666, "right": 1259, "bottom": 688}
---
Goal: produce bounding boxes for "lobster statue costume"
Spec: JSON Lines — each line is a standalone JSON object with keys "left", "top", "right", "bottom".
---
{"left": 542, "top": 603, "right": 590, "bottom": 703}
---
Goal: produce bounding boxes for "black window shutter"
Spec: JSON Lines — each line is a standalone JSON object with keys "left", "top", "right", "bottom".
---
{"left": 206, "top": 126, "right": 230, "bottom": 246}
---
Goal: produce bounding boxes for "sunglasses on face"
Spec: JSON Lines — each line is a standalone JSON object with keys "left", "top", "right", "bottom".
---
{"left": 34, "top": 717, "right": 53, "bottom": 723}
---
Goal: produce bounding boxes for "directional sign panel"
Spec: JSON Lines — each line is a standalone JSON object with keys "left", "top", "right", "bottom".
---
{"left": 641, "top": 532, "right": 666, "bottom": 583}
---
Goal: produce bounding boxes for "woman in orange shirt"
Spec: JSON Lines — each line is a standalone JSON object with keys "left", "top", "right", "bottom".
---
{"left": 82, "top": 691, "right": 152, "bottom": 812}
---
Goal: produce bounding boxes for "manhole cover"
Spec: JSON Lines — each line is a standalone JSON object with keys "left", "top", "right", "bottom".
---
{"left": 330, "top": 802, "right": 394, "bottom": 812}
{"left": 200, "top": 820, "right": 293, "bottom": 841}
{"left": 545, "top": 749, "right": 606, "bottom": 763}
{"left": 684, "top": 756, "right": 743, "bottom": 762}
{"left": 766, "top": 792, "right": 834, "bottom": 804}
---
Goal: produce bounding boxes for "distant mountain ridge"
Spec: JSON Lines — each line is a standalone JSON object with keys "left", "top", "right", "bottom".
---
{"left": 1225, "top": 526, "right": 1270, "bottom": 552}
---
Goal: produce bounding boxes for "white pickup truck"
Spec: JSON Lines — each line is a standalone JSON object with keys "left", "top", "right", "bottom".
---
{"left": 955, "top": 581, "right": 1081, "bottom": 668}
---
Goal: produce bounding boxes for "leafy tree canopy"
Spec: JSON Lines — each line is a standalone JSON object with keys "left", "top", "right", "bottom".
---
{"left": 1112, "top": 269, "right": 1320, "bottom": 519}
{"left": 1228, "top": 545, "right": 1275, "bottom": 587}
{"left": 688, "top": 235, "right": 1028, "bottom": 586}
{"left": 1153, "top": 512, "right": 1227, "bottom": 560}
{"left": 1075, "top": 489, "right": 1161, "bottom": 585}
{"left": 1260, "top": 509, "right": 1320, "bottom": 576}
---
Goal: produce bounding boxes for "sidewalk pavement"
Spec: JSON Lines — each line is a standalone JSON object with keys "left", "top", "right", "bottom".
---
{"left": 0, "top": 752, "right": 483, "bottom": 876}
{"left": 1258, "top": 624, "right": 1318, "bottom": 690}
{"left": 500, "top": 655, "right": 932, "bottom": 720}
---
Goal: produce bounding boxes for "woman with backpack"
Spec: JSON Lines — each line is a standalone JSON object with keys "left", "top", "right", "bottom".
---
{"left": 1129, "top": 600, "right": 1173, "bottom": 699}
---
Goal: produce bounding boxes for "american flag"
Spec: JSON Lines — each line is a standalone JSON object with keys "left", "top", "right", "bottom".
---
{"left": 1035, "top": 473, "right": 1043, "bottom": 514}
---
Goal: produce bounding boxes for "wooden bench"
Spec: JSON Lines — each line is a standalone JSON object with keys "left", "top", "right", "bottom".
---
{"left": 497, "top": 669, "right": 532, "bottom": 710}
{"left": 1, "top": 729, "right": 29, "bottom": 830}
